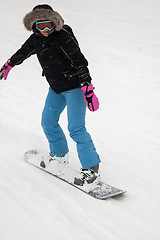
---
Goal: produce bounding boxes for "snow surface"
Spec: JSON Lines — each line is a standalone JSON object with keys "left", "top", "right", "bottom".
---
{"left": 0, "top": 0, "right": 160, "bottom": 239}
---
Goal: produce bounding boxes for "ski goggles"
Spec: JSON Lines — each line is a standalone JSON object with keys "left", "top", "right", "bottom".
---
{"left": 36, "top": 21, "right": 54, "bottom": 31}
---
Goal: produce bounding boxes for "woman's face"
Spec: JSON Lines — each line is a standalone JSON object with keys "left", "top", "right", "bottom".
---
{"left": 36, "top": 21, "right": 54, "bottom": 37}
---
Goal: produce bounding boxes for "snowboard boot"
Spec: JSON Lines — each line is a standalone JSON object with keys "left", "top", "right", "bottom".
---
{"left": 40, "top": 153, "right": 69, "bottom": 169}
{"left": 74, "top": 164, "right": 99, "bottom": 186}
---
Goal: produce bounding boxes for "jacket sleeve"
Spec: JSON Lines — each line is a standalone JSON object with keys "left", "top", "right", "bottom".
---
{"left": 60, "top": 25, "right": 89, "bottom": 69}
{"left": 60, "top": 25, "right": 92, "bottom": 84}
{"left": 9, "top": 34, "right": 36, "bottom": 66}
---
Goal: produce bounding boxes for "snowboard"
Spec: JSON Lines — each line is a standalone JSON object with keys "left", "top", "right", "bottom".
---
{"left": 24, "top": 150, "right": 126, "bottom": 200}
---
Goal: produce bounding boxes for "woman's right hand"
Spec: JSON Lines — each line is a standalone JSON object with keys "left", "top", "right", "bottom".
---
{"left": 0, "top": 61, "right": 13, "bottom": 80}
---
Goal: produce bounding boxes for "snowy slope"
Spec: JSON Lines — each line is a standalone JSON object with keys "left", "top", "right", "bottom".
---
{"left": 0, "top": 0, "right": 160, "bottom": 239}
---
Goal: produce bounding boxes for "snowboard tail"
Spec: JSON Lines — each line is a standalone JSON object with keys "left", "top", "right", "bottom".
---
{"left": 24, "top": 150, "right": 126, "bottom": 200}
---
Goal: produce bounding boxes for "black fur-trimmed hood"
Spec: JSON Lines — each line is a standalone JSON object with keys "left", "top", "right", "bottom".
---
{"left": 23, "top": 8, "right": 64, "bottom": 31}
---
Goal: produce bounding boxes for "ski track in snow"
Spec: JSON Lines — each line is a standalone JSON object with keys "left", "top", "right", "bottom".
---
{"left": 0, "top": 0, "right": 160, "bottom": 239}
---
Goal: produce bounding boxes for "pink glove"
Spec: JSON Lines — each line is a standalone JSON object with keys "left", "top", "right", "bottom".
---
{"left": 0, "top": 61, "right": 13, "bottom": 80}
{"left": 81, "top": 84, "right": 99, "bottom": 112}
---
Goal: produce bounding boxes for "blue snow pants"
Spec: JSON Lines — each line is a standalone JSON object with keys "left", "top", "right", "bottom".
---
{"left": 41, "top": 87, "right": 101, "bottom": 169}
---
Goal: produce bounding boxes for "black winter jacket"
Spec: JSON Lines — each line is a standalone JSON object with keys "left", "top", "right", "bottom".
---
{"left": 9, "top": 25, "right": 91, "bottom": 93}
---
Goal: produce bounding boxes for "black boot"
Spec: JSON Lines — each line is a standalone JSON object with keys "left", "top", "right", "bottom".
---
{"left": 74, "top": 164, "right": 99, "bottom": 186}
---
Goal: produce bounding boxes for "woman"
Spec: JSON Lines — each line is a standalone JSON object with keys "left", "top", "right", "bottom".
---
{"left": 0, "top": 4, "right": 101, "bottom": 186}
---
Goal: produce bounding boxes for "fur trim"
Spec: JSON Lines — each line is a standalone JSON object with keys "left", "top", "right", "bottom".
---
{"left": 23, "top": 9, "right": 64, "bottom": 31}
